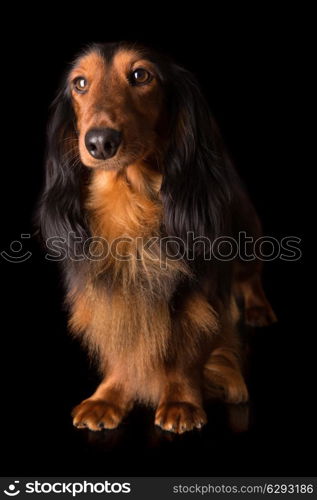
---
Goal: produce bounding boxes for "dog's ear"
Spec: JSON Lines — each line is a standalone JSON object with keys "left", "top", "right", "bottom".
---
{"left": 37, "top": 81, "right": 89, "bottom": 253}
{"left": 161, "top": 65, "right": 235, "bottom": 246}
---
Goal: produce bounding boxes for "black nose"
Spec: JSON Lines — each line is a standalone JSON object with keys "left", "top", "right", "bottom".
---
{"left": 85, "top": 128, "right": 122, "bottom": 160}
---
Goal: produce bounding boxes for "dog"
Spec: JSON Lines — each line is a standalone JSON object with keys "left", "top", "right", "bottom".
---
{"left": 38, "top": 41, "right": 276, "bottom": 433}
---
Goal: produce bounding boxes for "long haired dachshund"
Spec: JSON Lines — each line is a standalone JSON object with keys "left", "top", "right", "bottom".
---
{"left": 38, "top": 42, "right": 276, "bottom": 433}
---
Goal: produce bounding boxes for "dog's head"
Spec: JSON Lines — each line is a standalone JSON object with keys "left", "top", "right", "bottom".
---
{"left": 68, "top": 43, "right": 167, "bottom": 171}
{"left": 39, "top": 42, "right": 234, "bottom": 249}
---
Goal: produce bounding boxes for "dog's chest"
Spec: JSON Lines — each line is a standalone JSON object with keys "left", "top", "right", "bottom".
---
{"left": 85, "top": 165, "right": 188, "bottom": 288}
{"left": 69, "top": 166, "right": 192, "bottom": 368}
{"left": 87, "top": 166, "right": 161, "bottom": 239}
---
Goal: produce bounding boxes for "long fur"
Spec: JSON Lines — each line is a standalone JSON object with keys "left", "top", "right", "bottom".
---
{"left": 162, "top": 63, "right": 235, "bottom": 245}
{"left": 37, "top": 42, "right": 276, "bottom": 433}
{"left": 38, "top": 79, "right": 90, "bottom": 254}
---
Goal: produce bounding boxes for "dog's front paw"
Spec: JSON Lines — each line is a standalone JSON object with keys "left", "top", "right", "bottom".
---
{"left": 72, "top": 398, "right": 124, "bottom": 431}
{"left": 155, "top": 402, "right": 207, "bottom": 434}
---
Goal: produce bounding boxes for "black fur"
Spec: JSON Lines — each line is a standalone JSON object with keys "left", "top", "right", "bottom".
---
{"left": 37, "top": 80, "right": 89, "bottom": 255}
{"left": 161, "top": 63, "right": 236, "bottom": 246}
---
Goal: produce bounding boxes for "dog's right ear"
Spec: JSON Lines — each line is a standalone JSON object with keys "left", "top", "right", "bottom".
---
{"left": 37, "top": 81, "right": 89, "bottom": 253}
{"left": 160, "top": 63, "right": 235, "bottom": 246}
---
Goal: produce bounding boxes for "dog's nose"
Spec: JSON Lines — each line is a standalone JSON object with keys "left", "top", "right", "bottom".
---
{"left": 85, "top": 128, "right": 122, "bottom": 160}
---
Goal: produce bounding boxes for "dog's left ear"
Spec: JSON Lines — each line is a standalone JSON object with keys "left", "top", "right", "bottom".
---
{"left": 161, "top": 64, "right": 235, "bottom": 244}
{"left": 36, "top": 79, "right": 89, "bottom": 255}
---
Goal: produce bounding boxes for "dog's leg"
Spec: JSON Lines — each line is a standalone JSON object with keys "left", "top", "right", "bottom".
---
{"left": 237, "top": 272, "right": 277, "bottom": 327}
{"left": 204, "top": 346, "right": 249, "bottom": 403}
{"left": 232, "top": 187, "right": 277, "bottom": 327}
{"left": 72, "top": 379, "right": 133, "bottom": 431}
{"left": 155, "top": 369, "right": 207, "bottom": 434}
{"left": 154, "top": 289, "right": 219, "bottom": 434}
{"left": 234, "top": 260, "right": 277, "bottom": 327}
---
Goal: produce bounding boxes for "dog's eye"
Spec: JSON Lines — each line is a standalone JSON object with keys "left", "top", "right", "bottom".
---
{"left": 130, "top": 68, "right": 152, "bottom": 86}
{"left": 73, "top": 77, "right": 88, "bottom": 94}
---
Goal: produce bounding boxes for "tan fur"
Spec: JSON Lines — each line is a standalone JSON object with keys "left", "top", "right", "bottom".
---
{"left": 68, "top": 288, "right": 93, "bottom": 334}
{"left": 68, "top": 166, "right": 200, "bottom": 404}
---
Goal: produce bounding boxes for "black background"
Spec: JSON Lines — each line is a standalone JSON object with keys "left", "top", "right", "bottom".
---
{"left": 1, "top": 7, "right": 313, "bottom": 477}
